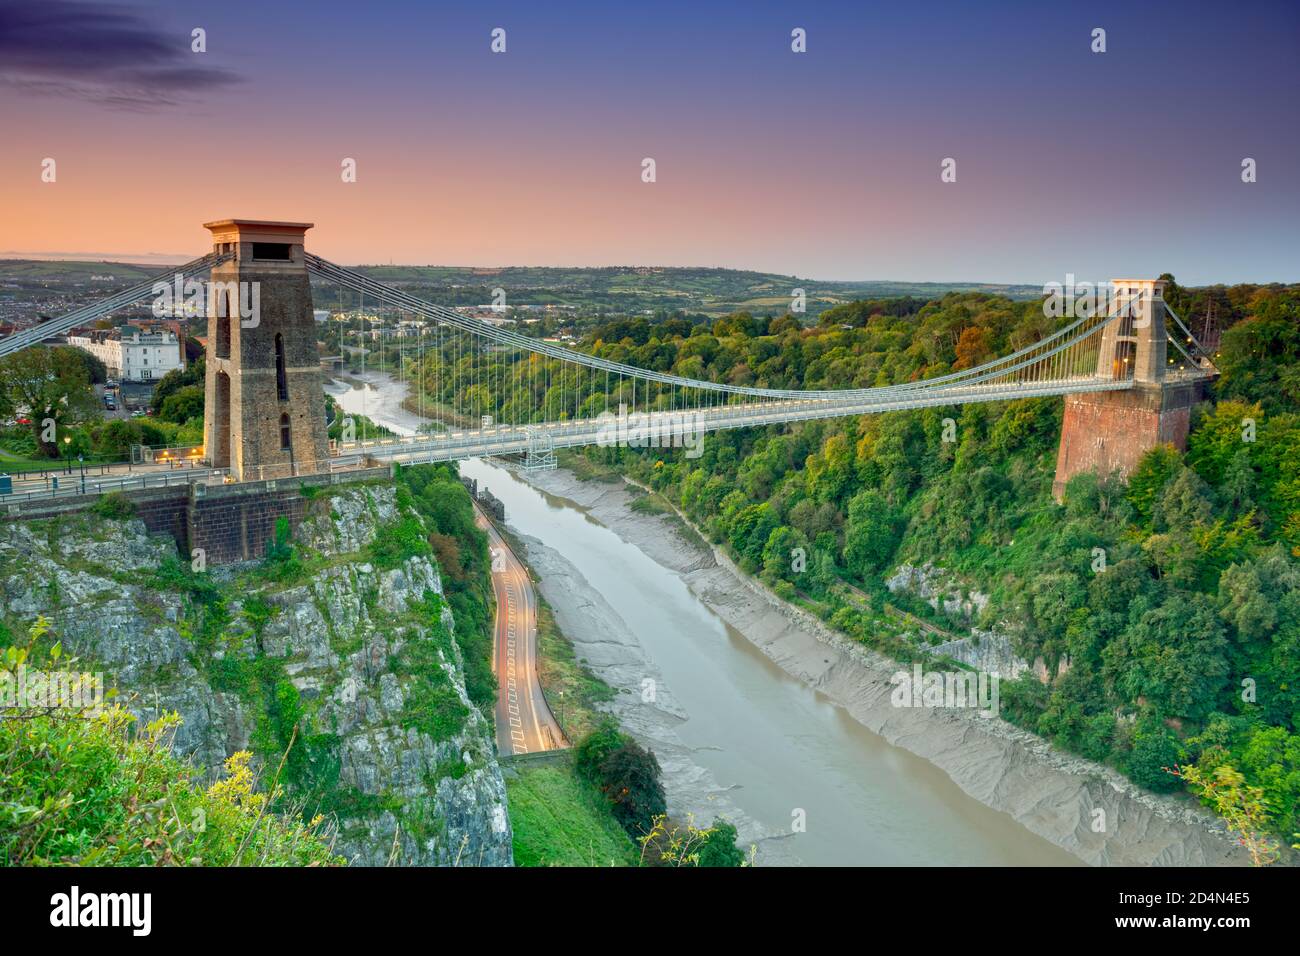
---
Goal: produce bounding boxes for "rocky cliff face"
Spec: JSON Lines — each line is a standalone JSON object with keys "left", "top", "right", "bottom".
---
{"left": 0, "top": 484, "right": 512, "bottom": 867}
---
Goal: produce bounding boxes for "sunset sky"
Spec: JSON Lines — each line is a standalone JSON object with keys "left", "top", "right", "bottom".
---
{"left": 1, "top": 0, "right": 1296, "bottom": 283}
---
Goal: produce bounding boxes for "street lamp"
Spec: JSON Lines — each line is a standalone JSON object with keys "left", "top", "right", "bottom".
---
{"left": 62, "top": 435, "right": 72, "bottom": 474}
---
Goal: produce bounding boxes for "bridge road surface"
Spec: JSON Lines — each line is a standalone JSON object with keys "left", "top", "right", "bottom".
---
{"left": 475, "top": 503, "right": 565, "bottom": 756}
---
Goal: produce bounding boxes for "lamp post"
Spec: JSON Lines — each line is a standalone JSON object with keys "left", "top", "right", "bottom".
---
{"left": 78, "top": 455, "right": 85, "bottom": 494}
{"left": 63, "top": 434, "right": 72, "bottom": 474}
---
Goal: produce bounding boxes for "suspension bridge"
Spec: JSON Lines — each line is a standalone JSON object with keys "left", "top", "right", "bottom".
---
{"left": 0, "top": 220, "right": 1215, "bottom": 507}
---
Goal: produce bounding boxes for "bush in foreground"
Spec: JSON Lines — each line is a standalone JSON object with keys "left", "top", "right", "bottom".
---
{"left": 1, "top": 617, "right": 341, "bottom": 866}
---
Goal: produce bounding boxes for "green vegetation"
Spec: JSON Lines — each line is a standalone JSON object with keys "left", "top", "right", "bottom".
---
{"left": 91, "top": 490, "right": 135, "bottom": 520}
{"left": 0, "top": 618, "right": 341, "bottom": 866}
{"left": 0, "top": 345, "right": 101, "bottom": 457}
{"left": 533, "top": 280, "right": 1300, "bottom": 851}
{"left": 505, "top": 761, "right": 639, "bottom": 866}
{"left": 0, "top": 466, "right": 501, "bottom": 862}
{"left": 532, "top": 594, "right": 616, "bottom": 745}
{"left": 574, "top": 721, "right": 667, "bottom": 837}
{"left": 152, "top": 357, "right": 206, "bottom": 431}
{"left": 1, "top": 709, "right": 343, "bottom": 866}
{"left": 637, "top": 814, "right": 750, "bottom": 867}
{"left": 391, "top": 594, "right": 471, "bottom": 743}
{"left": 396, "top": 463, "right": 498, "bottom": 712}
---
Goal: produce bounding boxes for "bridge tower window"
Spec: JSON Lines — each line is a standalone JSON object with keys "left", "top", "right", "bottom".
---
{"left": 280, "top": 412, "right": 292, "bottom": 451}
{"left": 274, "top": 333, "right": 288, "bottom": 401}
{"left": 215, "top": 291, "right": 232, "bottom": 359}
{"left": 252, "top": 242, "right": 291, "bottom": 261}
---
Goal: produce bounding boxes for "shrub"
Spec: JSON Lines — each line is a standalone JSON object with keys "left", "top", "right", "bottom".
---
{"left": 369, "top": 515, "right": 431, "bottom": 570}
{"left": 91, "top": 491, "right": 135, "bottom": 520}
{"left": 696, "top": 818, "right": 746, "bottom": 867}
{"left": 0, "top": 617, "right": 340, "bottom": 866}
{"left": 1128, "top": 730, "right": 1185, "bottom": 793}
{"left": 576, "top": 723, "right": 666, "bottom": 838}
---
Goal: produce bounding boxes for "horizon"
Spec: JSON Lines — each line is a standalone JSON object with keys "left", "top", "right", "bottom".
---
{"left": 2, "top": 0, "right": 1297, "bottom": 284}
{"left": 0, "top": 251, "right": 1289, "bottom": 291}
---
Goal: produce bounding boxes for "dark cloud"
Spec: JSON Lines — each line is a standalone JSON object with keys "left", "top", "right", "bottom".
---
{"left": 0, "top": 1, "right": 240, "bottom": 110}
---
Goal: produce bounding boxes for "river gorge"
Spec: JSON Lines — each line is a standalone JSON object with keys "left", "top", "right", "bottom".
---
{"left": 328, "top": 370, "right": 1247, "bottom": 867}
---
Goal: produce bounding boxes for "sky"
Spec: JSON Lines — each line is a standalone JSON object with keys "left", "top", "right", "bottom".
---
{"left": 1, "top": 0, "right": 1296, "bottom": 283}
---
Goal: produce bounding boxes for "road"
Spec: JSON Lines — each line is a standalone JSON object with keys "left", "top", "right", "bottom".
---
{"left": 475, "top": 503, "right": 565, "bottom": 756}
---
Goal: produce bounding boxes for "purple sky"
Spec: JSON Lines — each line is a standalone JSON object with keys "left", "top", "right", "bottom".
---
{"left": 2, "top": 0, "right": 1297, "bottom": 283}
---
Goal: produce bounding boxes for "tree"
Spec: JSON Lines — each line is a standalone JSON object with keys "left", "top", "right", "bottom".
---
{"left": 842, "top": 488, "right": 900, "bottom": 580}
{"left": 1216, "top": 311, "right": 1300, "bottom": 415}
{"left": 1153, "top": 466, "right": 1214, "bottom": 531}
{"left": 1102, "top": 597, "right": 1230, "bottom": 722}
{"left": 953, "top": 325, "right": 991, "bottom": 370}
{"left": 574, "top": 722, "right": 624, "bottom": 782}
{"left": 762, "top": 525, "right": 808, "bottom": 585}
{"left": 1126, "top": 444, "right": 1183, "bottom": 524}
{"left": 0, "top": 346, "right": 100, "bottom": 456}
{"left": 152, "top": 357, "right": 204, "bottom": 411}
{"left": 158, "top": 384, "right": 205, "bottom": 424}
{"left": 1128, "top": 729, "right": 1184, "bottom": 793}
{"left": 597, "top": 738, "right": 667, "bottom": 837}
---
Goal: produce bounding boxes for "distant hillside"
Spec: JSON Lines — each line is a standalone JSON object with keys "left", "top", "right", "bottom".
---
{"left": 0, "top": 259, "right": 1043, "bottom": 318}
{"left": 336, "top": 265, "right": 1044, "bottom": 316}
{"left": 0, "top": 259, "right": 161, "bottom": 284}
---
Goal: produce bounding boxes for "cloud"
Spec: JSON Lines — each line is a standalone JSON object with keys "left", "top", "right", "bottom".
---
{"left": 0, "top": 0, "right": 240, "bottom": 110}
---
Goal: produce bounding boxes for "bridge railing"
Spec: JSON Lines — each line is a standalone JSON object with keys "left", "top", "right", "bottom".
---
{"left": 0, "top": 466, "right": 230, "bottom": 506}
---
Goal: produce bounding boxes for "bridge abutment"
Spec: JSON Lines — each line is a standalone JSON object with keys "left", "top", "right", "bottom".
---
{"left": 1052, "top": 380, "right": 1205, "bottom": 500}
{"left": 1052, "top": 278, "right": 1207, "bottom": 501}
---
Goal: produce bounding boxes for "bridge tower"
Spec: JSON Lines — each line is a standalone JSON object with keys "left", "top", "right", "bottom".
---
{"left": 201, "top": 220, "right": 330, "bottom": 481}
{"left": 1052, "top": 278, "right": 1204, "bottom": 501}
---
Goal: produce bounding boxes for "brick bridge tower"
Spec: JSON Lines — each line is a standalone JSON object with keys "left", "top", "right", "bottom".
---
{"left": 202, "top": 220, "right": 330, "bottom": 481}
{"left": 1052, "top": 278, "right": 1206, "bottom": 500}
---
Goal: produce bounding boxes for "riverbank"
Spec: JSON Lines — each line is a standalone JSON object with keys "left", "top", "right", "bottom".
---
{"left": 511, "top": 464, "right": 1250, "bottom": 867}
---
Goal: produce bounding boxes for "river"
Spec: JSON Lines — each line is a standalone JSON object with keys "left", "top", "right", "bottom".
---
{"left": 330, "top": 370, "right": 1079, "bottom": 866}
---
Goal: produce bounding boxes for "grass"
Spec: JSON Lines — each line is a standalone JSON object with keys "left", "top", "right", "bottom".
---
{"left": 628, "top": 491, "right": 671, "bottom": 515}
{"left": 505, "top": 761, "right": 638, "bottom": 867}
{"left": 533, "top": 599, "right": 616, "bottom": 745}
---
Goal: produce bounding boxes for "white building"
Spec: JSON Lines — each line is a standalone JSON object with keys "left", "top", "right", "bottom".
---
{"left": 68, "top": 325, "right": 184, "bottom": 382}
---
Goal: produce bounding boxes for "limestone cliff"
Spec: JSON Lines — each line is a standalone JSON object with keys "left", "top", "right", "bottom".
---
{"left": 0, "top": 483, "right": 512, "bottom": 867}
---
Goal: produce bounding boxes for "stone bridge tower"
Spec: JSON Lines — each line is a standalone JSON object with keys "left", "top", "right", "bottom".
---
{"left": 202, "top": 220, "right": 330, "bottom": 481}
{"left": 1052, "top": 278, "right": 1205, "bottom": 500}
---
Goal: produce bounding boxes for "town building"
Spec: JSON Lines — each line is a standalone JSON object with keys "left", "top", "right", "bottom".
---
{"left": 68, "top": 324, "right": 184, "bottom": 382}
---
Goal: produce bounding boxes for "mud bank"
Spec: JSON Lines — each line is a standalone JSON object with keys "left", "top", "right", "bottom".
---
{"left": 515, "top": 467, "right": 1249, "bottom": 867}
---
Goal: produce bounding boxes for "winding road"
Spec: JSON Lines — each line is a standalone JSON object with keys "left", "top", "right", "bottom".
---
{"left": 476, "top": 504, "right": 565, "bottom": 756}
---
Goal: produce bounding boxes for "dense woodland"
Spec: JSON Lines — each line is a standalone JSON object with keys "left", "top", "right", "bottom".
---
{"left": 405, "top": 277, "right": 1300, "bottom": 848}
